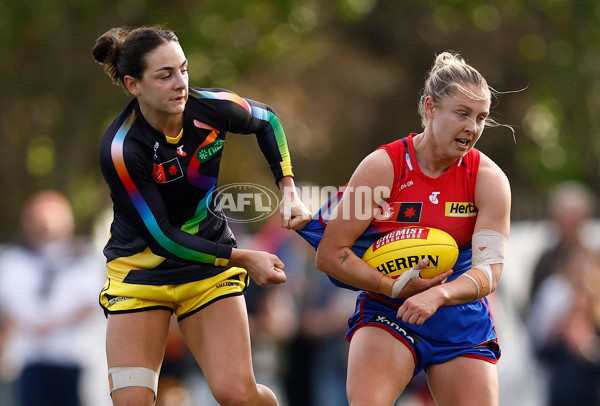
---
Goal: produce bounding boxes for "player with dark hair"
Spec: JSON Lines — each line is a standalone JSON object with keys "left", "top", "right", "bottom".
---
{"left": 92, "top": 25, "right": 310, "bottom": 406}
{"left": 297, "top": 51, "right": 511, "bottom": 405}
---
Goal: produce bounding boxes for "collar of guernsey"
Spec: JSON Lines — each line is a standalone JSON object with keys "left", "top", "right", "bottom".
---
{"left": 165, "top": 128, "right": 184, "bottom": 144}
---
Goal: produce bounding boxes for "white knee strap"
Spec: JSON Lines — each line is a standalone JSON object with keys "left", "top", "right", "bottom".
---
{"left": 108, "top": 367, "right": 159, "bottom": 399}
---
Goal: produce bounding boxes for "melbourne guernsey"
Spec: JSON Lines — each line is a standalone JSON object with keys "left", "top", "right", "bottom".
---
{"left": 371, "top": 134, "right": 479, "bottom": 251}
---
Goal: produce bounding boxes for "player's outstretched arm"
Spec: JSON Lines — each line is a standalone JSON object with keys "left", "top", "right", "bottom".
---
{"left": 278, "top": 176, "right": 312, "bottom": 230}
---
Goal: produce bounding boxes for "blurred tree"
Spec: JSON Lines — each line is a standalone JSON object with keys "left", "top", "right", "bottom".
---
{"left": 0, "top": 0, "right": 598, "bottom": 241}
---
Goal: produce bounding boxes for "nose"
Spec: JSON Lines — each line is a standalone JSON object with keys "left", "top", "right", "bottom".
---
{"left": 464, "top": 116, "right": 478, "bottom": 133}
{"left": 174, "top": 71, "right": 187, "bottom": 89}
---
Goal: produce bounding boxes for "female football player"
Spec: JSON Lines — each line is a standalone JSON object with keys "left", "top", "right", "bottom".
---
{"left": 305, "top": 51, "right": 511, "bottom": 406}
{"left": 92, "top": 25, "right": 310, "bottom": 406}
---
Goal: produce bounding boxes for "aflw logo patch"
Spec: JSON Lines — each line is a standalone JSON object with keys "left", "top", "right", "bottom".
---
{"left": 445, "top": 202, "right": 477, "bottom": 217}
{"left": 153, "top": 158, "right": 184, "bottom": 183}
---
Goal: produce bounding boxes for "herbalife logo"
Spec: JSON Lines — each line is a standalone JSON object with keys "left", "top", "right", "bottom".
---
{"left": 209, "top": 183, "right": 279, "bottom": 223}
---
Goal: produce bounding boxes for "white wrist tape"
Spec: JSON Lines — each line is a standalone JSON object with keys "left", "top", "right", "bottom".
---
{"left": 108, "top": 367, "right": 159, "bottom": 399}
{"left": 472, "top": 229, "right": 507, "bottom": 295}
{"left": 391, "top": 267, "right": 421, "bottom": 298}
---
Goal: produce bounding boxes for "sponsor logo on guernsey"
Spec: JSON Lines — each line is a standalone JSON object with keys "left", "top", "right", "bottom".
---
{"left": 373, "top": 227, "right": 429, "bottom": 251}
{"left": 399, "top": 180, "right": 414, "bottom": 190}
{"left": 152, "top": 158, "right": 184, "bottom": 183}
{"left": 429, "top": 191, "right": 441, "bottom": 204}
{"left": 197, "top": 139, "right": 225, "bottom": 163}
{"left": 371, "top": 314, "right": 420, "bottom": 344}
{"left": 445, "top": 202, "right": 478, "bottom": 217}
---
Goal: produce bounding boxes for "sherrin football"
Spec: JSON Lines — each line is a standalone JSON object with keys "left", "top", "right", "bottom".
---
{"left": 362, "top": 226, "right": 459, "bottom": 279}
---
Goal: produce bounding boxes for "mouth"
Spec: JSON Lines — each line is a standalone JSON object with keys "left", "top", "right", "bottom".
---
{"left": 455, "top": 138, "right": 470, "bottom": 147}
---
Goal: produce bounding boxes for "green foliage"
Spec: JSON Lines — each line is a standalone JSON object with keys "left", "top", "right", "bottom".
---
{"left": 1, "top": 0, "right": 599, "bottom": 241}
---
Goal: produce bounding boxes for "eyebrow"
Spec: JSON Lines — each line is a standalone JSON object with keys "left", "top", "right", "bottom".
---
{"left": 455, "top": 103, "right": 489, "bottom": 115}
{"left": 154, "top": 59, "right": 188, "bottom": 73}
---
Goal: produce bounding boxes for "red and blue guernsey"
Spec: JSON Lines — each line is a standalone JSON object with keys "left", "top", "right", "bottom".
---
{"left": 297, "top": 133, "right": 478, "bottom": 288}
{"left": 296, "top": 134, "right": 500, "bottom": 374}
{"left": 100, "top": 86, "right": 293, "bottom": 285}
{"left": 298, "top": 134, "right": 500, "bottom": 375}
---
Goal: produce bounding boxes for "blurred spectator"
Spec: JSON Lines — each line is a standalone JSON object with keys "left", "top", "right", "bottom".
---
{"left": 0, "top": 190, "right": 105, "bottom": 406}
{"left": 246, "top": 282, "right": 297, "bottom": 406}
{"left": 528, "top": 181, "right": 596, "bottom": 301}
{"left": 0, "top": 273, "right": 16, "bottom": 406}
{"left": 245, "top": 218, "right": 301, "bottom": 406}
{"left": 245, "top": 216, "right": 353, "bottom": 406}
{"left": 526, "top": 181, "right": 600, "bottom": 406}
{"left": 295, "top": 269, "right": 355, "bottom": 406}
{"left": 528, "top": 247, "right": 600, "bottom": 405}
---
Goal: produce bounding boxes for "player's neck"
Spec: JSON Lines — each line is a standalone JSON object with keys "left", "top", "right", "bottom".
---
{"left": 139, "top": 104, "right": 184, "bottom": 138}
{"left": 412, "top": 133, "right": 453, "bottom": 178}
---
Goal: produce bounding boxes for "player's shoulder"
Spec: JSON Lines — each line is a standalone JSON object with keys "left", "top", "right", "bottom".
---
{"left": 474, "top": 150, "right": 511, "bottom": 204}
{"left": 349, "top": 149, "right": 394, "bottom": 189}
{"left": 187, "top": 86, "right": 252, "bottom": 117}
{"left": 99, "top": 100, "right": 149, "bottom": 168}
{"left": 188, "top": 86, "right": 240, "bottom": 102}
{"left": 102, "top": 99, "right": 137, "bottom": 139}
{"left": 476, "top": 150, "right": 508, "bottom": 181}
{"left": 360, "top": 148, "right": 394, "bottom": 171}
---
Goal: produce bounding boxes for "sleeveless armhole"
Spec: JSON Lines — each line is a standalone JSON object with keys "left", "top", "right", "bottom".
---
{"left": 376, "top": 137, "right": 408, "bottom": 188}
{"left": 464, "top": 148, "right": 481, "bottom": 194}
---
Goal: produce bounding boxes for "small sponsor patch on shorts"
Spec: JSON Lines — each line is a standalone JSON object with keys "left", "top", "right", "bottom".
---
{"left": 107, "top": 296, "right": 134, "bottom": 307}
{"left": 215, "top": 281, "right": 240, "bottom": 288}
{"left": 370, "top": 313, "right": 420, "bottom": 345}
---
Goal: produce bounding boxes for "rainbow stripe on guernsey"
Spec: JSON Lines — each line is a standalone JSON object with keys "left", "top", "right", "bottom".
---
{"left": 251, "top": 104, "right": 293, "bottom": 177}
{"left": 110, "top": 111, "right": 221, "bottom": 265}
{"left": 189, "top": 88, "right": 252, "bottom": 112}
{"left": 181, "top": 185, "right": 214, "bottom": 235}
{"left": 174, "top": 120, "right": 220, "bottom": 233}
{"left": 188, "top": 119, "right": 219, "bottom": 189}
{"left": 189, "top": 88, "right": 293, "bottom": 177}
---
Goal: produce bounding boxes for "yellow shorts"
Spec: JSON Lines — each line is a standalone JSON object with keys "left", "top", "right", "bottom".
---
{"left": 99, "top": 267, "right": 248, "bottom": 320}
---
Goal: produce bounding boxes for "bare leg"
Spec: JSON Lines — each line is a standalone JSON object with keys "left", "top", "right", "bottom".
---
{"left": 346, "top": 327, "right": 415, "bottom": 406}
{"left": 179, "top": 295, "right": 278, "bottom": 406}
{"left": 106, "top": 309, "right": 172, "bottom": 406}
{"left": 428, "top": 356, "right": 498, "bottom": 406}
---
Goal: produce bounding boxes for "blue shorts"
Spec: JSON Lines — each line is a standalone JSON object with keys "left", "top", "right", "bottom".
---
{"left": 346, "top": 291, "right": 501, "bottom": 376}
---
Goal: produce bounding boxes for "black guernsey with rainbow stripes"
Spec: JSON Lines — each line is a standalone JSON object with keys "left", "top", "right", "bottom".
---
{"left": 99, "top": 86, "right": 293, "bottom": 285}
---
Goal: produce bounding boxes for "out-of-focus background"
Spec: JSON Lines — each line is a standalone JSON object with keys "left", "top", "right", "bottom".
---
{"left": 1, "top": 1, "right": 600, "bottom": 405}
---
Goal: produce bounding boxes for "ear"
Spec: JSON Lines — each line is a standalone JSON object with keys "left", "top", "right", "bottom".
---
{"left": 424, "top": 96, "right": 436, "bottom": 119}
{"left": 123, "top": 75, "right": 141, "bottom": 96}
